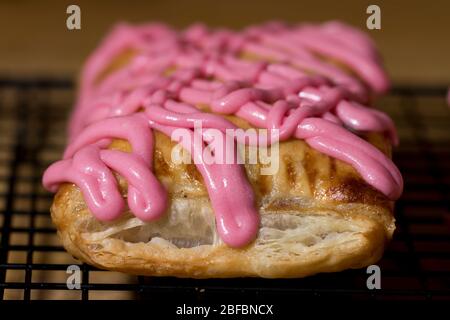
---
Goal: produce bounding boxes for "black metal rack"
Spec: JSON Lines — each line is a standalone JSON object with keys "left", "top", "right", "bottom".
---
{"left": 0, "top": 78, "right": 449, "bottom": 300}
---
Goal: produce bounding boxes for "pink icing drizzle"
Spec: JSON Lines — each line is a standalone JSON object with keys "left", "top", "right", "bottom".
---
{"left": 43, "top": 21, "right": 403, "bottom": 247}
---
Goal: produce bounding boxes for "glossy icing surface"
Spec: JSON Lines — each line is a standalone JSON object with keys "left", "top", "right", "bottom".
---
{"left": 43, "top": 21, "right": 403, "bottom": 247}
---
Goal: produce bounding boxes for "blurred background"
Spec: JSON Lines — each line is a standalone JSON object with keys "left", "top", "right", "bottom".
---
{"left": 0, "top": 0, "right": 449, "bottom": 85}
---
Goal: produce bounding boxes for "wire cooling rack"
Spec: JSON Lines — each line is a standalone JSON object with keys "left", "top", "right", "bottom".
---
{"left": 0, "top": 78, "right": 449, "bottom": 301}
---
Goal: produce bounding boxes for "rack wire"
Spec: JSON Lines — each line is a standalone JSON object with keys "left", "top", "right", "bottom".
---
{"left": 0, "top": 78, "right": 449, "bottom": 301}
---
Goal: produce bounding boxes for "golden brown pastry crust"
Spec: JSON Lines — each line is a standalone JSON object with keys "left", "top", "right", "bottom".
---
{"left": 49, "top": 46, "right": 396, "bottom": 279}
{"left": 51, "top": 132, "right": 395, "bottom": 278}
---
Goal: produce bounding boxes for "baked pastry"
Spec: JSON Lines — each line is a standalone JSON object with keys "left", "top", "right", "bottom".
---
{"left": 43, "top": 21, "right": 403, "bottom": 278}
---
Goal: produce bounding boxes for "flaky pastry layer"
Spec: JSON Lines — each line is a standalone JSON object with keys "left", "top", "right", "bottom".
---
{"left": 52, "top": 134, "right": 394, "bottom": 278}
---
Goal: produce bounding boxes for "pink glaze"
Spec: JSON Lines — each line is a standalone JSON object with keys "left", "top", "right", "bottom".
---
{"left": 43, "top": 21, "right": 403, "bottom": 247}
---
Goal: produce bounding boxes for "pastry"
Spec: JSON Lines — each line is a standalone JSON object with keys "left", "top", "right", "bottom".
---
{"left": 42, "top": 21, "right": 403, "bottom": 278}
